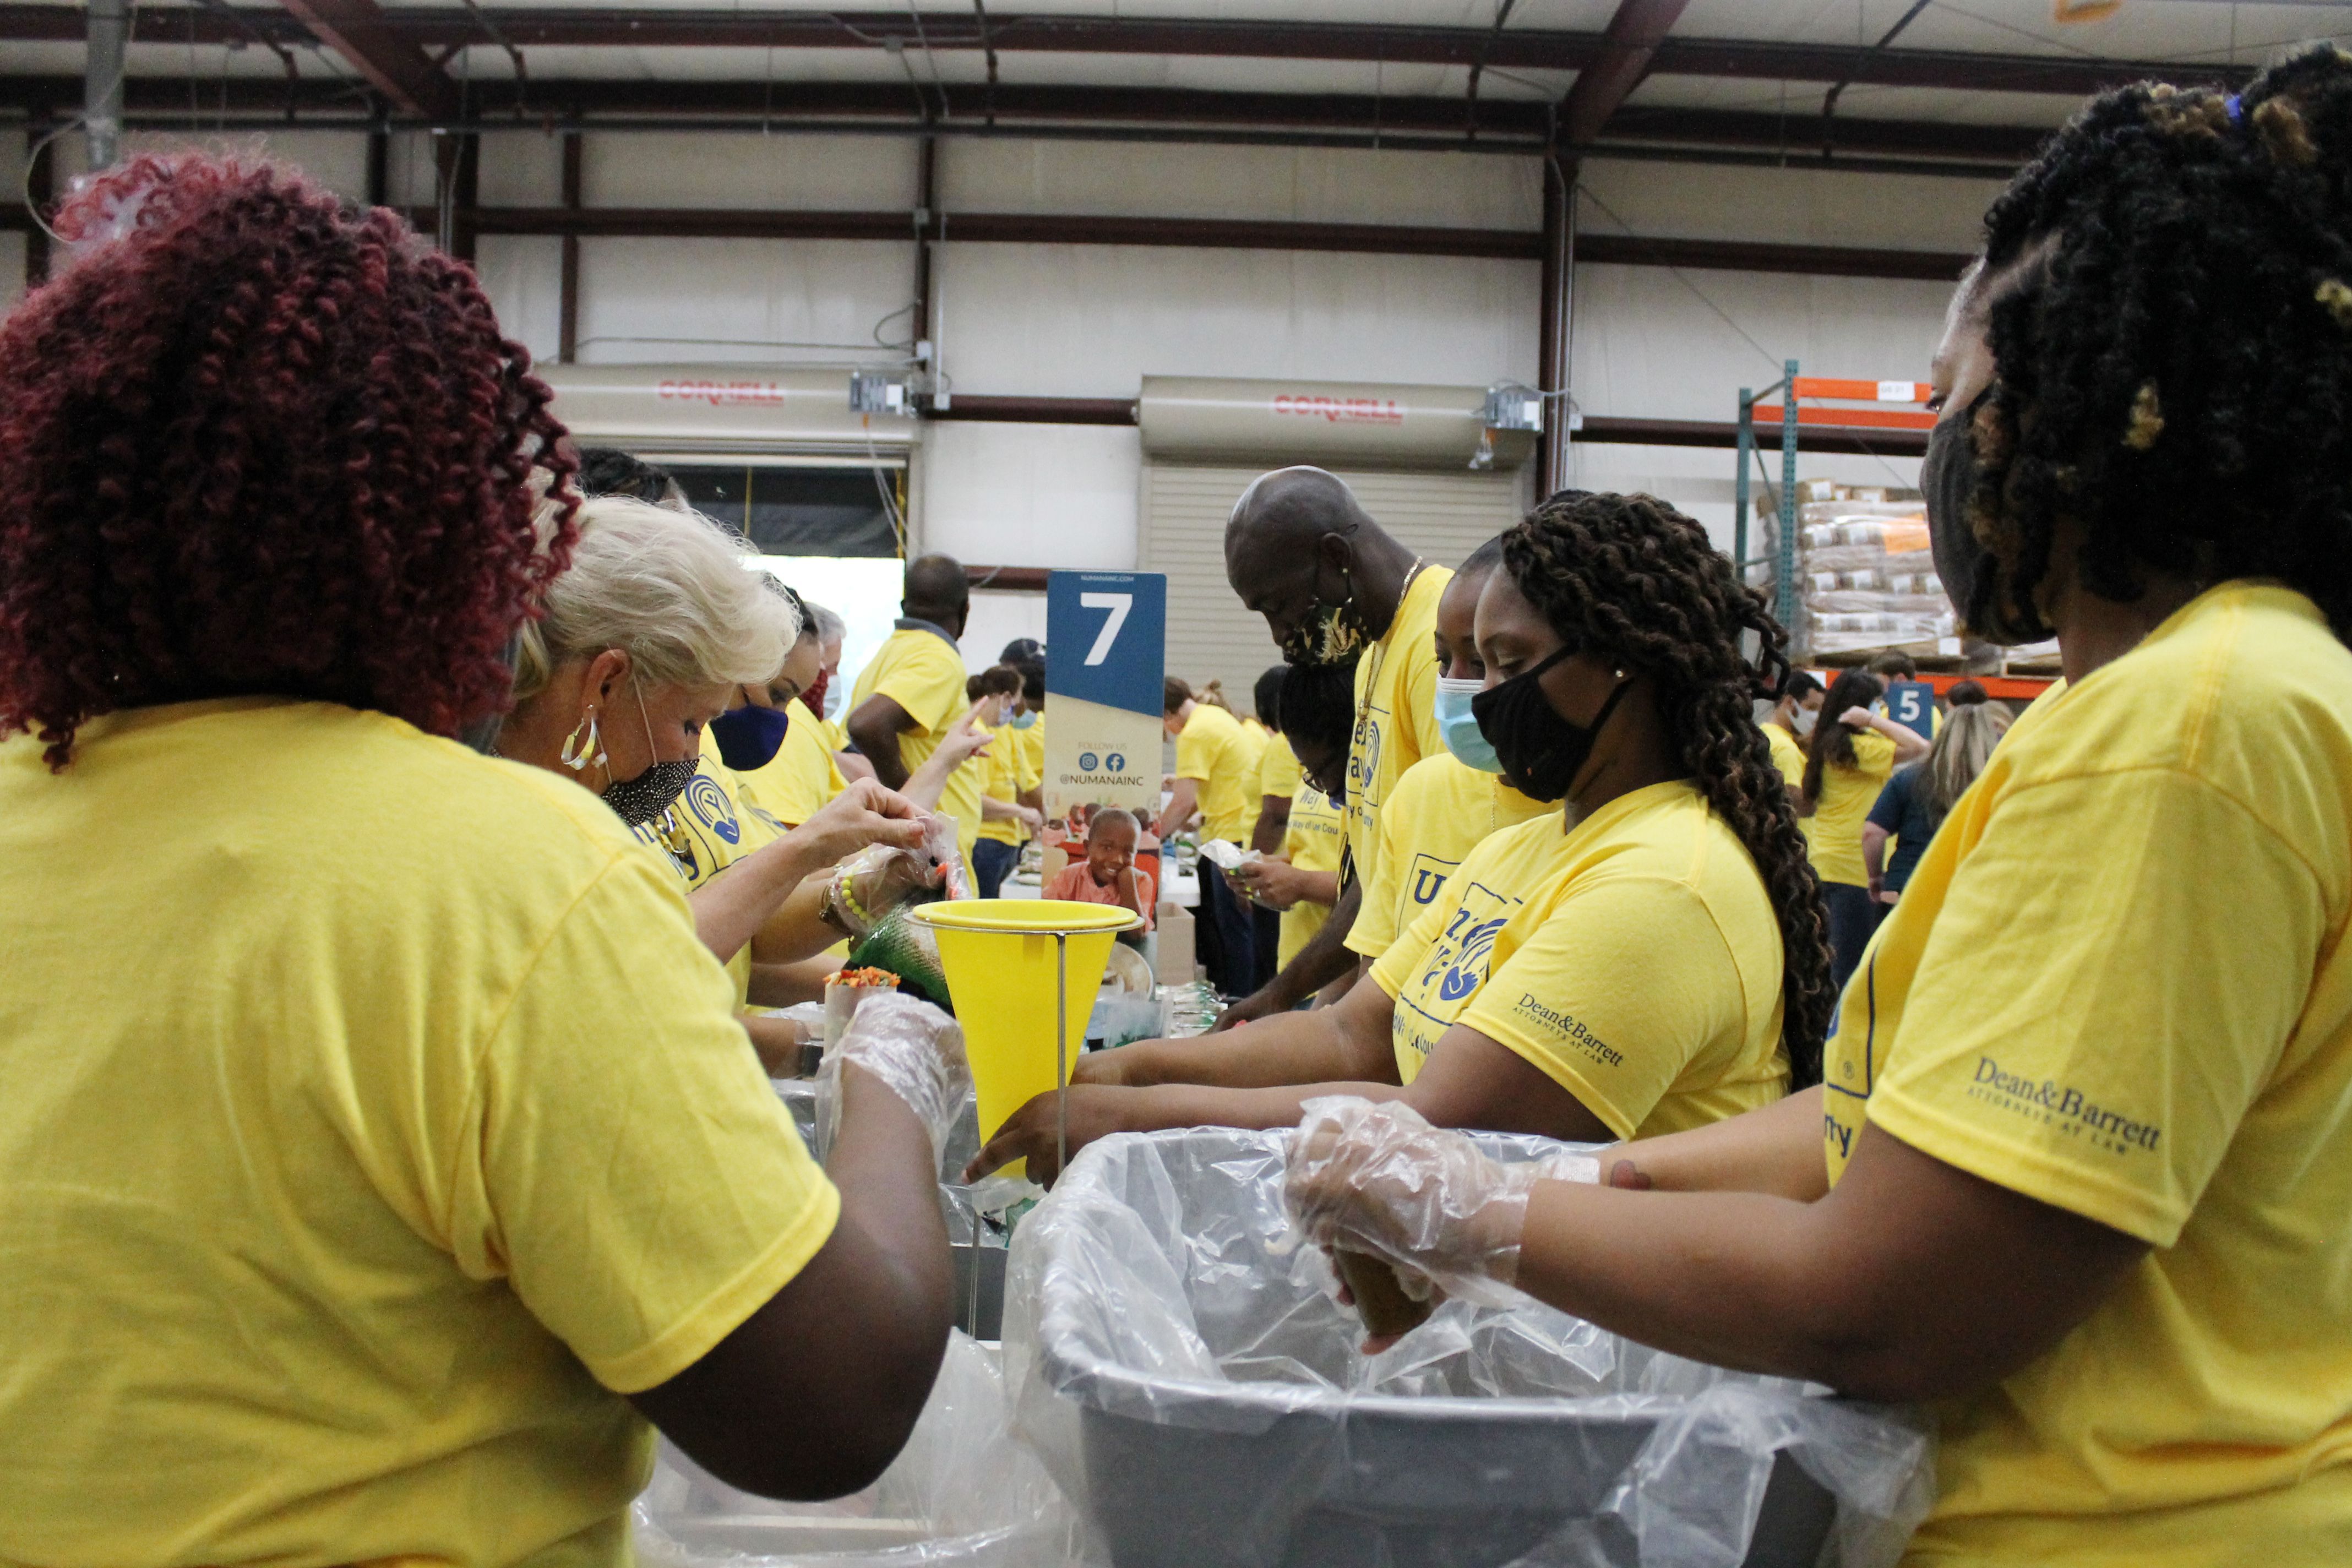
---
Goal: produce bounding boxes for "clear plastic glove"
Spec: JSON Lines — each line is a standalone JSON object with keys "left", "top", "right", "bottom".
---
{"left": 1282, "top": 1096, "right": 1598, "bottom": 1303}
{"left": 821, "top": 811, "right": 966, "bottom": 939}
{"left": 816, "top": 992, "right": 974, "bottom": 1168}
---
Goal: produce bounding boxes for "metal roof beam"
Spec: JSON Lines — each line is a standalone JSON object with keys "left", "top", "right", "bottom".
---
{"left": 0, "top": 72, "right": 2050, "bottom": 168}
{"left": 1559, "top": 0, "right": 1689, "bottom": 147}
{"left": 271, "top": 0, "right": 457, "bottom": 117}
{"left": 0, "top": 7, "right": 2257, "bottom": 97}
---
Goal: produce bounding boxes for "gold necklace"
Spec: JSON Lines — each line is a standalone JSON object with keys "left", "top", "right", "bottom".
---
{"left": 1354, "top": 557, "right": 1428, "bottom": 736}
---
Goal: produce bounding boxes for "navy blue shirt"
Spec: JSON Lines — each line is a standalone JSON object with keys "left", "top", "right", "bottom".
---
{"left": 1866, "top": 764, "right": 1941, "bottom": 891}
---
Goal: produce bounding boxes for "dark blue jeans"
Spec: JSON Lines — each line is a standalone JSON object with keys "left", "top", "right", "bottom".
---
{"left": 1823, "top": 881, "right": 1881, "bottom": 997}
{"left": 972, "top": 837, "right": 1019, "bottom": 900}
{"left": 1199, "top": 859, "right": 1258, "bottom": 999}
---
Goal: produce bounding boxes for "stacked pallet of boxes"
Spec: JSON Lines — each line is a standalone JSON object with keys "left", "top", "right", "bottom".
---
{"left": 1750, "top": 484, "right": 1947, "bottom": 659}
{"left": 1755, "top": 483, "right": 2059, "bottom": 668}
{"left": 1799, "top": 496, "right": 1953, "bottom": 657}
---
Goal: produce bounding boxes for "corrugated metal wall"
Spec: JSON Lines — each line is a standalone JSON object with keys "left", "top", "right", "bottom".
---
{"left": 1141, "top": 464, "right": 1532, "bottom": 708}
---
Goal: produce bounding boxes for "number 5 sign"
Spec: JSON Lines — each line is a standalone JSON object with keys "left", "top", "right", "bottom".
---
{"left": 1044, "top": 571, "right": 1166, "bottom": 819}
{"left": 1883, "top": 679, "right": 1937, "bottom": 739}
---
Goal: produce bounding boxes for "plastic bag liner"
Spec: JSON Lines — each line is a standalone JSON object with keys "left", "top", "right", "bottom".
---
{"left": 633, "top": 1332, "right": 1082, "bottom": 1568}
{"left": 1004, "top": 1128, "right": 1934, "bottom": 1568}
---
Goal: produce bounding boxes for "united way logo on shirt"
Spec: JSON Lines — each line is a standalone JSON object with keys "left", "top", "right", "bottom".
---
{"left": 1415, "top": 878, "right": 1522, "bottom": 1006}
{"left": 1407, "top": 852, "right": 1464, "bottom": 910}
{"left": 1349, "top": 712, "right": 1382, "bottom": 813}
{"left": 687, "top": 771, "right": 741, "bottom": 845}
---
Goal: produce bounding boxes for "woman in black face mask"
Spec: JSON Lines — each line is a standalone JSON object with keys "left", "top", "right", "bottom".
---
{"left": 1283, "top": 48, "right": 2352, "bottom": 1565}
{"left": 500, "top": 496, "right": 932, "bottom": 1010}
{"left": 965, "top": 492, "right": 1832, "bottom": 1186}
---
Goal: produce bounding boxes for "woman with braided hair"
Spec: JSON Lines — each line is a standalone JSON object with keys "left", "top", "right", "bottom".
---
{"left": 966, "top": 494, "right": 1817, "bottom": 1184}
{"left": 1286, "top": 47, "right": 2352, "bottom": 1563}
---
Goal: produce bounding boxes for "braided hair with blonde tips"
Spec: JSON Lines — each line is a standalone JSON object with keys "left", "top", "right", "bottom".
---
{"left": 1499, "top": 492, "right": 1834, "bottom": 1088}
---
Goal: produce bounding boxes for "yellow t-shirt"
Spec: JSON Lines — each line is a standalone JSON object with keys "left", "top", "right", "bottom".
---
{"left": 976, "top": 718, "right": 1044, "bottom": 847}
{"left": 1017, "top": 711, "right": 1044, "bottom": 785}
{"left": 635, "top": 753, "right": 775, "bottom": 1004}
{"left": 1346, "top": 752, "right": 1553, "bottom": 961}
{"left": 850, "top": 623, "right": 979, "bottom": 859}
{"left": 1277, "top": 783, "right": 1348, "bottom": 969}
{"left": 1371, "top": 780, "right": 1789, "bottom": 1139}
{"left": 1259, "top": 732, "right": 1304, "bottom": 803}
{"left": 1232, "top": 721, "right": 1272, "bottom": 847}
{"left": 1801, "top": 728, "right": 1896, "bottom": 886}
{"left": 1762, "top": 719, "right": 1806, "bottom": 784}
{"left": 1347, "top": 564, "right": 1452, "bottom": 896}
{"left": 0, "top": 698, "right": 836, "bottom": 1568}
{"left": 1824, "top": 584, "right": 2352, "bottom": 1566}
{"left": 733, "top": 697, "right": 846, "bottom": 827}
{"left": 1175, "top": 700, "right": 1257, "bottom": 845}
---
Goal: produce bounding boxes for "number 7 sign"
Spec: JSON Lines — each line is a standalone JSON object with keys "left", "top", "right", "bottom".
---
{"left": 1079, "top": 592, "right": 1131, "bottom": 665}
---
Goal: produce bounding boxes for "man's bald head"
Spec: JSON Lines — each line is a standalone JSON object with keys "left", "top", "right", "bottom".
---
{"left": 1226, "top": 466, "right": 1372, "bottom": 557}
{"left": 903, "top": 553, "right": 969, "bottom": 634}
{"left": 1224, "top": 467, "right": 1400, "bottom": 656}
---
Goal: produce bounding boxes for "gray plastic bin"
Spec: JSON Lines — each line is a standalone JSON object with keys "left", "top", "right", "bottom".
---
{"left": 1004, "top": 1128, "right": 1932, "bottom": 1568}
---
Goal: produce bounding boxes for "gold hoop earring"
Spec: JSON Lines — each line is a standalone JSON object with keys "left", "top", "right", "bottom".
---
{"left": 560, "top": 711, "right": 606, "bottom": 772}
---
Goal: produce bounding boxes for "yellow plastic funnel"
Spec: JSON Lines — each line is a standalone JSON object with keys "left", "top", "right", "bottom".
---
{"left": 910, "top": 899, "right": 1142, "bottom": 1178}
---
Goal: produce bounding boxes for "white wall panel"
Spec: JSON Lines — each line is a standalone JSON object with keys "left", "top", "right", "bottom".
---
{"left": 919, "top": 422, "right": 1141, "bottom": 570}
{"left": 960, "top": 591, "right": 1052, "bottom": 676}
{"left": 50, "top": 128, "right": 372, "bottom": 199}
{"left": 1569, "top": 263, "right": 1952, "bottom": 424}
{"left": 477, "top": 130, "right": 565, "bottom": 208}
{"left": 585, "top": 133, "right": 918, "bottom": 211}
{"left": 476, "top": 235, "right": 564, "bottom": 363}
{"left": 1565, "top": 441, "right": 1921, "bottom": 561}
{"left": 0, "top": 233, "right": 24, "bottom": 317}
{"left": 934, "top": 244, "right": 1538, "bottom": 396}
{"left": 942, "top": 139, "right": 1543, "bottom": 230}
{"left": 1576, "top": 161, "right": 2002, "bottom": 254}
{"left": 573, "top": 237, "right": 913, "bottom": 363}
{"left": 387, "top": 132, "right": 439, "bottom": 206}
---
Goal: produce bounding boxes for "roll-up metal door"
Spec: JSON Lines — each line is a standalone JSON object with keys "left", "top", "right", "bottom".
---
{"left": 1141, "top": 464, "right": 1534, "bottom": 711}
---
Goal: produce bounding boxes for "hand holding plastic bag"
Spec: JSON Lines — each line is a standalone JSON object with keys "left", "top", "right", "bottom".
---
{"left": 817, "top": 992, "right": 974, "bottom": 1166}
{"left": 820, "top": 811, "right": 968, "bottom": 940}
{"left": 1282, "top": 1097, "right": 1598, "bottom": 1303}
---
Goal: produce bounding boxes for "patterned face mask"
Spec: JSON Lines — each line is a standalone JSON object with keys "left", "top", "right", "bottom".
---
{"left": 600, "top": 685, "right": 696, "bottom": 828}
{"left": 1279, "top": 591, "right": 1375, "bottom": 667}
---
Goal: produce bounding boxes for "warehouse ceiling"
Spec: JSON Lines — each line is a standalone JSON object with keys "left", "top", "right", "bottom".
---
{"left": 4, "top": 1, "right": 2349, "bottom": 177}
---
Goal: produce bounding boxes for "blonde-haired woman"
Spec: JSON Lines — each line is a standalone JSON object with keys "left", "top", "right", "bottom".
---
{"left": 498, "top": 496, "right": 929, "bottom": 970}
{"left": 1863, "top": 688, "right": 2012, "bottom": 911}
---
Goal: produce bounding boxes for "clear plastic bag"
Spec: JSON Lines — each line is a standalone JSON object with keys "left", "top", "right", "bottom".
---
{"left": 1004, "top": 1127, "right": 1934, "bottom": 1568}
{"left": 826, "top": 813, "right": 969, "bottom": 943}
{"left": 633, "top": 1332, "right": 1083, "bottom": 1568}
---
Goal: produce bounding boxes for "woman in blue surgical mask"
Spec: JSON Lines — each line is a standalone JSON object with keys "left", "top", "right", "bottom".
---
{"left": 1330, "top": 533, "right": 1554, "bottom": 970}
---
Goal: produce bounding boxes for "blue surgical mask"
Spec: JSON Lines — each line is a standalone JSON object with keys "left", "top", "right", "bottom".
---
{"left": 1434, "top": 676, "right": 1503, "bottom": 775}
{"left": 709, "top": 702, "right": 791, "bottom": 771}
{"left": 1009, "top": 709, "right": 1037, "bottom": 729}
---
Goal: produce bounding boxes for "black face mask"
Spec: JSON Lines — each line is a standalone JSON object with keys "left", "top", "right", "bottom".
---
{"left": 1924, "top": 388, "right": 2052, "bottom": 645}
{"left": 599, "top": 687, "right": 697, "bottom": 828}
{"left": 1470, "top": 646, "right": 1633, "bottom": 804}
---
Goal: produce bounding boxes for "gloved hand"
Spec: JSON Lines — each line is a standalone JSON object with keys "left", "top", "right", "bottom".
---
{"left": 819, "top": 811, "right": 965, "bottom": 939}
{"left": 816, "top": 992, "right": 974, "bottom": 1168}
{"left": 1282, "top": 1096, "right": 1598, "bottom": 1303}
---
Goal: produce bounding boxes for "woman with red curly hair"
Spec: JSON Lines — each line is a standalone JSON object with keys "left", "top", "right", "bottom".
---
{"left": 0, "top": 155, "right": 963, "bottom": 1565}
